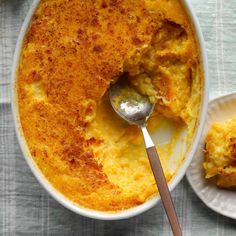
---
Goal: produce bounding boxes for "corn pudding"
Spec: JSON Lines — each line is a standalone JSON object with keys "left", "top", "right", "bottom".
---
{"left": 17, "top": 0, "right": 202, "bottom": 211}
{"left": 204, "top": 117, "right": 236, "bottom": 188}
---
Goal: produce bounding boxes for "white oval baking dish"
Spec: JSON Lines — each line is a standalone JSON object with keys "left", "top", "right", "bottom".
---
{"left": 11, "top": 0, "right": 209, "bottom": 220}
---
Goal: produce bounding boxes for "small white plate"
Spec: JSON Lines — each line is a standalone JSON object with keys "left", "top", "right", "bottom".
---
{"left": 186, "top": 92, "right": 236, "bottom": 219}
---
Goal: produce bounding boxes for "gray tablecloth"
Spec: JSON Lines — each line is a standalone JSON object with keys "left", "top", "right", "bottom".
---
{"left": 1, "top": 0, "right": 236, "bottom": 235}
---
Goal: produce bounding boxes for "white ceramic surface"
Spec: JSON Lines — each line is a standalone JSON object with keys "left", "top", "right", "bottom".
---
{"left": 186, "top": 93, "right": 236, "bottom": 220}
{"left": 11, "top": 0, "right": 209, "bottom": 220}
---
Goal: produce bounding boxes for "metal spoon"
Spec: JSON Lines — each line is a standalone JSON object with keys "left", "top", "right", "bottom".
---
{"left": 109, "top": 79, "right": 182, "bottom": 236}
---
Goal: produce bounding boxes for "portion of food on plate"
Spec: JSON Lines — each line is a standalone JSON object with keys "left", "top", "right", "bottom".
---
{"left": 17, "top": 0, "right": 202, "bottom": 211}
{"left": 204, "top": 116, "right": 236, "bottom": 188}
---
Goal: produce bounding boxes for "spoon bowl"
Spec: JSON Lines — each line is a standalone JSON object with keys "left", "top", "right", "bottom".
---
{"left": 109, "top": 81, "right": 154, "bottom": 126}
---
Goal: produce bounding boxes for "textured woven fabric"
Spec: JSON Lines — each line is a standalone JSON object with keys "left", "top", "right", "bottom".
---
{"left": 0, "top": 0, "right": 236, "bottom": 235}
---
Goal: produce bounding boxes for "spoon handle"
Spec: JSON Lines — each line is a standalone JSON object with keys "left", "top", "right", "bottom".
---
{"left": 141, "top": 125, "right": 182, "bottom": 236}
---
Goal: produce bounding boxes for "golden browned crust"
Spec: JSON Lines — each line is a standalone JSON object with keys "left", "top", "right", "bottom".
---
{"left": 217, "top": 137, "right": 236, "bottom": 188}
{"left": 217, "top": 169, "right": 236, "bottom": 188}
{"left": 18, "top": 0, "right": 201, "bottom": 211}
{"left": 204, "top": 117, "right": 236, "bottom": 189}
